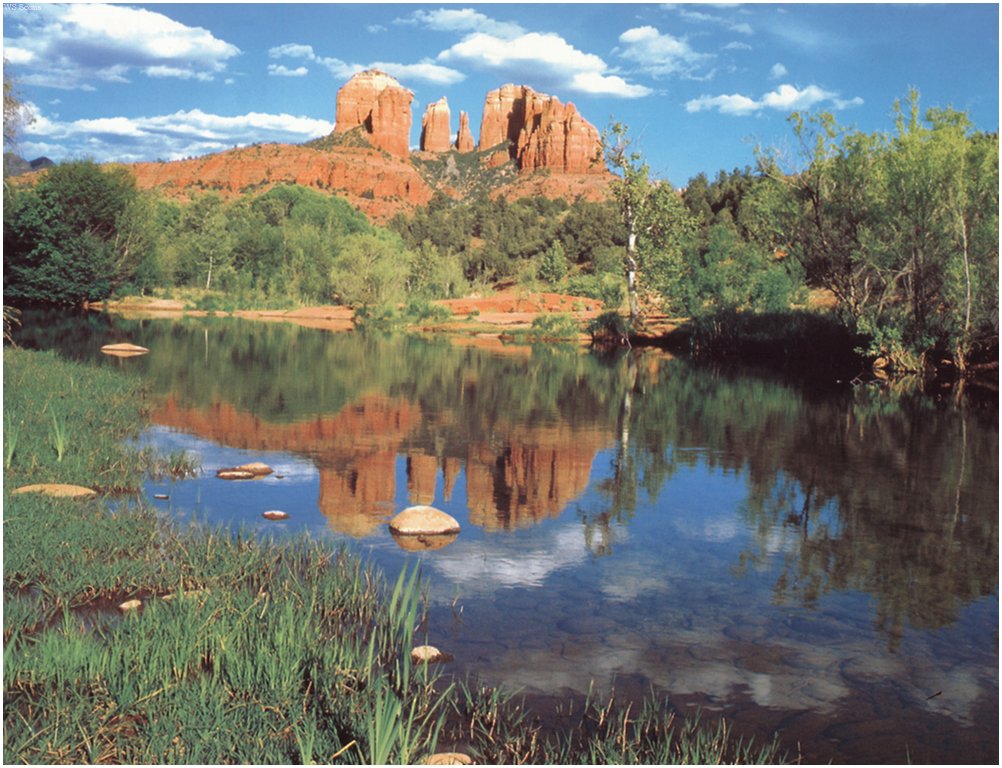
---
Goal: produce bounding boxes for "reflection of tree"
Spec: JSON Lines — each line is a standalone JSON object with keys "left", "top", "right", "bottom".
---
{"left": 20, "top": 310, "right": 998, "bottom": 643}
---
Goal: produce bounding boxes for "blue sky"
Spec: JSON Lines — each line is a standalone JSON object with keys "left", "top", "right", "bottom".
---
{"left": 4, "top": 3, "right": 999, "bottom": 185}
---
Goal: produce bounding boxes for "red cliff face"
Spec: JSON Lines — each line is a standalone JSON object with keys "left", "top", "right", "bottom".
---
{"left": 334, "top": 70, "right": 413, "bottom": 158}
{"left": 478, "top": 84, "right": 602, "bottom": 174}
{"left": 420, "top": 97, "right": 452, "bottom": 153}
{"left": 455, "top": 111, "right": 475, "bottom": 153}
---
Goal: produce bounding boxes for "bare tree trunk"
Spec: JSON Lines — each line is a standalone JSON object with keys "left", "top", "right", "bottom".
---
{"left": 626, "top": 225, "right": 639, "bottom": 322}
{"left": 957, "top": 217, "right": 972, "bottom": 373}
{"left": 205, "top": 253, "right": 214, "bottom": 291}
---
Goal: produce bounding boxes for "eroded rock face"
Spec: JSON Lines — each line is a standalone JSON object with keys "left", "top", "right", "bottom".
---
{"left": 420, "top": 97, "right": 452, "bottom": 153}
{"left": 334, "top": 70, "right": 413, "bottom": 158}
{"left": 478, "top": 84, "right": 602, "bottom": 174}
{"left": 455, "top": 111, "right": 475, "bottom": 152}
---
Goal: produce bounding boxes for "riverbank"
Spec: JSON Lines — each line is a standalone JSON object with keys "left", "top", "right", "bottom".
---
{"left": 3, "top": 345, "right": 784, "bottom": 764}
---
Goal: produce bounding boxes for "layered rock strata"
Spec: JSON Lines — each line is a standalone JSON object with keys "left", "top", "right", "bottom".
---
{"left": 334, "top": 69, "right": 413, "bottom": 158}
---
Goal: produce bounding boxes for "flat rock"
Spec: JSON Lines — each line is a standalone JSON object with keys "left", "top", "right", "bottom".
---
{"left": 12, "top": 483, "right": 97, "bottom": 499}
{"left": 236, "top": 462, "right": 273, "bottom": 476}
{"left": 216, "top": 468, "right": 256, "bottom": 480}
{"left": 389, "top": 505, "right": 460, "bottom": 536}
{"left": 100, "top": 342, "right": 150, "bottom": 357}
{"left": 411, "top": 645, "right": 453, "bottom": 664}
{"left": 424, "top": 753, "right": 473, "bottom": 765}
{"left": 118, "top": 599, "right": 142, "bottom": 612}
{"left": 262, "top": 510, "right": 289, "bottom": 521}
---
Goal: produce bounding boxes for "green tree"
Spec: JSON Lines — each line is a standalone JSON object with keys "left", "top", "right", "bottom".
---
{"left": 330, "top": 230, "right": 413, "bottom": 307}
{"left": 4, "top": 161, "right": 146, "bottom": 304}
{"left": 537, "top": 240, "right": 568, "bottom": 285}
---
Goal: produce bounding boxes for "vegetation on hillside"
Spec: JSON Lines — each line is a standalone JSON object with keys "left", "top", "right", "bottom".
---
{"left": 3, "top": 91, "right": 997, "bottom": 377}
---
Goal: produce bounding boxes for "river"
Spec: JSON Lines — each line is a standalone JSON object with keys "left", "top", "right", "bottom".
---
{"left": 13, "top": 309, "right": 999, "bottom": 764}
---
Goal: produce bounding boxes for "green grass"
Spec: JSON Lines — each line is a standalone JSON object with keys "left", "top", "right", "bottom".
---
{"left": 3, "top": 345, "right": 785, "bottom": 765}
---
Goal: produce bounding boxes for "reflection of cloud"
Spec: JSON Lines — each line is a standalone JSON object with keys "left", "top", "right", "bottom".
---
{"left": 428, "top": 524, "right": 591, "bottom": 592}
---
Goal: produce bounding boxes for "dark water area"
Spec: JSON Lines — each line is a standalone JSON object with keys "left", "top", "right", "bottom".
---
{"left": 12, "top": 308, "right": 999, "bottom": 764}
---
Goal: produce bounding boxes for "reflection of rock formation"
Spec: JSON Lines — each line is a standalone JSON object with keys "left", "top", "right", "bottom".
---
{"left": 153, "top": 396, "right": 610, "bottom": 536}
{"left": 464, "top": 426, "right": 603, "bottom": 531}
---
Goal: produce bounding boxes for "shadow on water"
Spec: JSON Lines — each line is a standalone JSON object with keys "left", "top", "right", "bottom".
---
{"left": 13, "top": 307, "right": 999, "bottom": 764}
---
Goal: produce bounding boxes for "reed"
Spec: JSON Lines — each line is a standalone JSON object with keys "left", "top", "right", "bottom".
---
{"left": 48, "top": 407, "right": 68, "bottom": 462}
{"left": 4, "top": 414, "right": 21, "bottom": 469}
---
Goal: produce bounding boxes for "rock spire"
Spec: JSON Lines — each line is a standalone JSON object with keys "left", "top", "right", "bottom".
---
{"left": 420, "top": 97, "right": 452, "bottom": 153}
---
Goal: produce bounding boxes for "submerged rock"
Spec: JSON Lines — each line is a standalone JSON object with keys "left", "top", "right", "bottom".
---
{"left": 12, "top": 483, "right": 97, "bottom": 499}
{"left": 391, "top": 531, "right": 459, "bottom": 552}
{"left": 388, "top": 505, "right": 460, "bottom": 536}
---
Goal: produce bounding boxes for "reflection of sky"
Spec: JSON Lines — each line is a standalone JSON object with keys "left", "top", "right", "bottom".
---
{"left": 141, "top": 422, "right": 998, "bottom": 743}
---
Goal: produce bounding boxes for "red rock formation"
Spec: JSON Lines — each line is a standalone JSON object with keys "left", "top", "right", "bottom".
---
{"left": 420, "top": 97, "right": 452, "bottom": 153}
{"left": 455, "top": 111, "right": 475, "bottom": 152}
{"left": 477, "top": 84, "right": 602, "bottom": 175}
{"left": 334, "top": 70, "right": 413, "bottom": 158}
{"left": 125, "top": 143, "right": 434, "bottom": 222}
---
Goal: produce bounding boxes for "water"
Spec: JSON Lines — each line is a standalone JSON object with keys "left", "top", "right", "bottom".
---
{"left": 14, "top": 309, "right": 999, "bottom": 763}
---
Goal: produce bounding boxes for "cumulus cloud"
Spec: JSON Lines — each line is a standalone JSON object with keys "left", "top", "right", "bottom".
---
{"left": 268, "top": 42, "right": 464, "bottom": 85}
{"left": 686, "top": 83, "right": 862, "bottom": 115}
{"left": 439, "top": 30, "right": 649, "bottom": 98}
{"left": 769, "top": 62, "right": 788, "bottom": 79}
{"left": 3, "top": 3, "right": 239, "bottom": 88}
{"left": 406, "top": 7, "right": 526, "bottom": 39}
{"left": 19, "top": 102, "right": 331, "bottom": 163}
{"left": 267, "top": 64, "right": 309, "bottom": 78}
{"left": 616, "top": 25, "right": 713, "bottom": 78}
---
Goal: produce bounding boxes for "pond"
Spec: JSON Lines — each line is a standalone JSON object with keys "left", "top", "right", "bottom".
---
{"left": 14, "top": 309, "right": 999, "bottom": 764}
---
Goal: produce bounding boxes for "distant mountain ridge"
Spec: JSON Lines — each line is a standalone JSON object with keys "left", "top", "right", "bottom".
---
{"left": 4, "top": 153, "right": 55, "bottom": 177}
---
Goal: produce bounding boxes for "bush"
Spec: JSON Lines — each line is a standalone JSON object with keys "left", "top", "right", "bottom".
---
{"left": 588, "top": 311, "right": 632, "bottom": 345}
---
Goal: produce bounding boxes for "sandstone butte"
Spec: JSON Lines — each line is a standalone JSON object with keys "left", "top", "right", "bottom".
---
{"left": 420, "top": 97, "right": 452, "bottom": 153}
{"left": 121, "top": 70, "right": 612, "bottom": 222}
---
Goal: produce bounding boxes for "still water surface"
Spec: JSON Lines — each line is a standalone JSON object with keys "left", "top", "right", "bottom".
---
{"left": 16, "top": 311, "right": 999, "bottom": 763}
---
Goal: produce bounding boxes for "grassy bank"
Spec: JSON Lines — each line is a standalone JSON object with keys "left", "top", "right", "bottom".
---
{"left": 3, "top": 346, "right": 784, "bottom": 764}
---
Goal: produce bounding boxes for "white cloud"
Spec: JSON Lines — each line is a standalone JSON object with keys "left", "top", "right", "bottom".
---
{"left": 439, "top": 30, "right": 649, "bottom": 98}
{"left": 268, "top": 43, "right": 465, "bottom": 85}
{"left": 724, "top": 41, "right": 753, "bottom": 51}
{"left": 686, "top": 92, "right": 761, "bottom": 115}
{"left": 267, "top": 64, "right": 309, "bottom": 78}
{"left": 268, "top": 43, "right": 316, "bottom": 60}
{"left": 5, "top": 3, "right": 239, "bottom": 87}
{"left": 686, "top": 83, "right": 862, "bottom": 115}
{"left": 571, "top": 72, "right": 653, "bottom": 98}
{"left": 616, "top": 25, "right": 712, "bottom": 78}
{"left": 761, "top": 83, "right": 835, "bottom": 110}
{"left": 769, "top": 62, "right": 788, "bottom": 79}
{"left": 666, "top": 5, "right": 754, "bottom": 35}
{"left": 406, "top": 8, "right": 525, "bottom": 39}
{"left": 19, "top": 103, "right": 332, "bottom": 164}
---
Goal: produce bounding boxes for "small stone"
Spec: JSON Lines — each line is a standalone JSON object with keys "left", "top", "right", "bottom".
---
{"left": 153, "top": 493, "right": 169, "bottom": 500}
{"left": 424, "top": 753, "right": 473, "bottom": 765}
{"left": 216, "top": 468, "right": 256, "bottom": 480}
{"left": 118, "top": 599, "right": 142, "bottom": 612}
{"left": 411, "top": 645, "right": 453, "bottom": 664}
{"left": 389, "top": 506, "right": 460, "bottom": 536}
{"left": 262, "top": 510, "right": 289, "bottom": 521}
{"left": 100, "top": 343, "right": 149, "bottom": 357}
{"left": 12, "top": 483, "right": 97, "bottom": 499}
{"left": 236, "top": 462, "right": 273, "bottom": 476}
